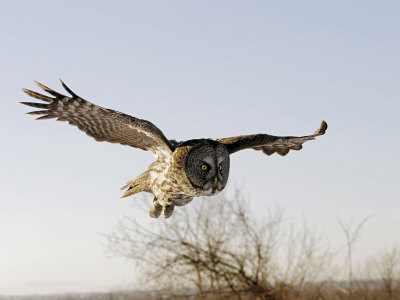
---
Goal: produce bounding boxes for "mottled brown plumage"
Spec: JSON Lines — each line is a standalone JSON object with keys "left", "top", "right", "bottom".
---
{"left": 21, "top": 80, "right": 328, "bottom": 218}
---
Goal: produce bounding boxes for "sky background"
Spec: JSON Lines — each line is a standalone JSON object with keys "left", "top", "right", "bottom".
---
{"left": 1, "top": 0, "right": 399, "bottom": 295}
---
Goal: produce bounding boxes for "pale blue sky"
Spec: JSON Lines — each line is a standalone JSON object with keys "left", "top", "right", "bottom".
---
{"left": 1, "top": 0, "right": 399, "bottom": 295}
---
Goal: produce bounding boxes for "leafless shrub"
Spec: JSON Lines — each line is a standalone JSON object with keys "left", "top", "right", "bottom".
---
{"left": 107, "top": 193, "right": 334, "bottom": 299}
{"left": 376, "top": 246, "right": 400, "bottom": 298}
{"left": 337, "top": 215, "right": 373, "bottom": 298}
{"left": 354, "top": 246, "right": 400, "bottom": 300}
{"left": 104, "top": 192, "right": 400, "bottom": 299}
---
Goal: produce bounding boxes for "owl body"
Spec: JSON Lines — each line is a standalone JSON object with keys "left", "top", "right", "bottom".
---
{"left": 125, "top": 139, "right": 230, "bottom": 218}
{"left": 21, "top": 80, "right": 327, "bottom": 219}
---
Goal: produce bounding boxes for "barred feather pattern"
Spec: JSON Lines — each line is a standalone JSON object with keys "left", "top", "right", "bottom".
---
{"left": 215, "top": 121, "right": 327, "bottom": 156}
{"left": 120, "top": 154, "right": 194, "bottom": 219}
{"left": 21, "top": 80, "right": 328, "bottom": 219}
{"left": 21, "top": 80, "right": 173, "bottom": 158}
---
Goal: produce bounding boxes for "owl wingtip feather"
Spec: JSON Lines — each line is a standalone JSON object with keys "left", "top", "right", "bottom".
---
{"left": 59, "top": 78, "right": 79, "bottom": 98}
{"left": 33, "top": 80, "right": 50, "bottom": 92}
{"left": 21, "top": 88, "right": 54, "bottom": 103}
{"left": 33, "top": 80, "right": 43, "bottom": 87}
{"left": 314, "top": 120, "right": 328, "bottom": 136}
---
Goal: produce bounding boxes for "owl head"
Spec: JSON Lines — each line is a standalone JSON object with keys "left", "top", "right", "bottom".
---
{"left": 185, "top": 140, "right": 230, "bottom": 195}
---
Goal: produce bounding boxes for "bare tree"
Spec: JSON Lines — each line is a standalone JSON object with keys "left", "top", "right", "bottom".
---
{"left": 107, "top": 193, "right": 333, "bottom": 299}
{"left": 375, "top": 247, "right": 400, "bottom": 299}
{"left": 337, "top": 215, "right": 373, "bottom": 299}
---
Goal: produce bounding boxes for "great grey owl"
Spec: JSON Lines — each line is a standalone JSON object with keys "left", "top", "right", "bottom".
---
{"left": 21, "top": 80, "right": 328, "bottom": 218}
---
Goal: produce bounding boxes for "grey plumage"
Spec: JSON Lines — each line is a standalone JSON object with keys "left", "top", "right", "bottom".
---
{"left": 21, "top": 80, "right": 328, "bottom": 218}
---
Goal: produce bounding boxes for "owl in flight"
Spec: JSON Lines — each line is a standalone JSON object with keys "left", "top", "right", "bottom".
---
{"left": 21, "top": 80, "right": 327, "bottom": 218}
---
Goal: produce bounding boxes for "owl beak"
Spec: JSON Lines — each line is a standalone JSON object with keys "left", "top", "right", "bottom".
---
{"left": 213, "top": 176, "right": 218, "bottom": 185}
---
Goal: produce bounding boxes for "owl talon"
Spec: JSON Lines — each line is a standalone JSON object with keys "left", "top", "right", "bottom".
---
{"left": 163, "top": 204, "right": 175, "bottom": 219}
{"left": 149, "top": 201, "right": 162, "bottom": 218}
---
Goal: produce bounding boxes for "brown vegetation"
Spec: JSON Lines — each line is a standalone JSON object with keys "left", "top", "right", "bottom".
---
{"left": 107, "top": 193, "right": 400, "bottom": 300}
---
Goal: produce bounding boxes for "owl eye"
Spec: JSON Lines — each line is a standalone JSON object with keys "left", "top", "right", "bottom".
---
{"left": 218, "top": 164, "right": 223, "bottom": 171}
{"left": 200, "top": 164, "right": 208, "bottom": 171}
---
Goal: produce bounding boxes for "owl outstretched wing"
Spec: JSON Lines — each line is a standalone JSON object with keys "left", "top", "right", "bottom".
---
{"left": 214, "top": 121, "right": 327, "bottom": 156}
{"left": 21, "top": 80, "right": 173, "bottom": 158}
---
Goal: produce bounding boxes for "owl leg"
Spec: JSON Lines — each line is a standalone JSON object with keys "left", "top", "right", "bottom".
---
{"left": 162, "top": 204, "right": 175, "bottom": 219}
{"left": 149, "top": 198, "right": 162, "bottom": 218}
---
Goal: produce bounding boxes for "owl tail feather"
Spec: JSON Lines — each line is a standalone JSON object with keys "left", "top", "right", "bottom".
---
{"left": 121, "top": 183, "right": 141, "bottom": 198}
{"left": 120, "top": 172, "right": 150, "bottom": 198}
